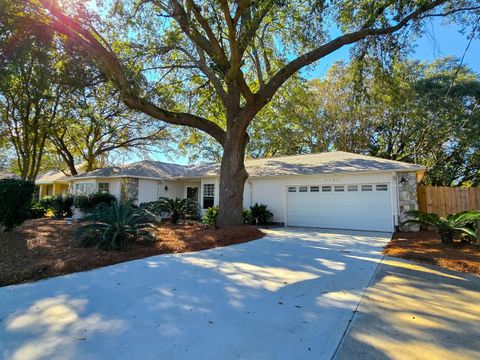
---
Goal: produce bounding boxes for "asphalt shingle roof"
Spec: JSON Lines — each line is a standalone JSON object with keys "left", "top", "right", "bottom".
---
{"left": 71, "top": 151, "right": 423, "bottom": 181}
{"left": 72, "top": 160, "right": 187, "bottom": 180}
{"left": 35, "top": 170, "right": 69, "bottom": 184}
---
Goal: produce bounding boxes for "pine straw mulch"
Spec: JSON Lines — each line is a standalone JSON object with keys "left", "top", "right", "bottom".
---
{"left": 0, "top": 218, "right": 264, "bottom": 287}
{"left": 385, "top": 231, "right": 480, "bottom": 275}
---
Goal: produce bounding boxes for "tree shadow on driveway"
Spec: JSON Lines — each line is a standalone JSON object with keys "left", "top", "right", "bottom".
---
{"left": 334, "top": 257, "right": 480, "bottom": 360}
{"left": 1, "top": 228, "right": 391, "bottom": 360}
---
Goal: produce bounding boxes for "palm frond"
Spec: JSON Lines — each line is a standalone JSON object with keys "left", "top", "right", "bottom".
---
{"left": 402, "top": 209, "right": 480, "bottom": 244}
{"left": 77, "top": 200, "right": 160, "bottom": 251}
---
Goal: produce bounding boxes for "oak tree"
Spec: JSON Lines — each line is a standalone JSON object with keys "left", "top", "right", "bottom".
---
{"left": 17, "top": 0, "right": 480, "bottom": 223}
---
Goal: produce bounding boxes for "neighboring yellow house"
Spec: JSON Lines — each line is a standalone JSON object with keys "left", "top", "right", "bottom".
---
{"left": 35, "top": 170, "right": 70, "bottom": 199}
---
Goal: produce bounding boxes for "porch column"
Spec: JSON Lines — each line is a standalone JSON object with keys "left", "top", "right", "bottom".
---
{"left": 39, "top": 185, "right": 46, "bottom": 199}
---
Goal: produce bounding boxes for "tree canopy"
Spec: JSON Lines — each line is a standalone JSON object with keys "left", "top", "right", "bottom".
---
{"left": 0, "top": 4, "right": 170, "bottom": 179}
{"left": 3, "top": 0, "right": 479, "bottom": 222}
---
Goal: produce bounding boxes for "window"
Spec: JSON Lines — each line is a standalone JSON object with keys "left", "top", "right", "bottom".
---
{"left": 322, "top": 186, "right": 331, "bottom": 192}
{"left": 98, "top": 183, "right": 110, "bottom": 193}
{"left": 376, "top": 184, "right": 388, "bottom": 191}
{"left": 74, "top": 182, "right": 96, "bottom": 195}
{"left": 203, "top": 184, "right": 215, "bottom": 209}
{"left": 75, "top": 183, "right": 85, "bottom": 195}
{"left": 361, "top": 185, "right": 373, "bottom": 192}
{"left": 334, "top": 185, "right": 345, "bottom": 192}
{"left": 288, "top": 186, "right": 297, "bottom": 192}
{"left": 347, "top": 185, "right": 358, "bottom": 192}
{"left": 85, "top": 183, "right": 95, "bottom": 194}
{"left": 299, "top": 186, "right": 308, "bottom": 192}
{"left": 310, "top": 186, "right": 319, "bottom": 192}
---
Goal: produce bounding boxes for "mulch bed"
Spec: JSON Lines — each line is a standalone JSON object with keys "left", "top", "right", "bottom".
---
{"left": 0, "top": 218, "right": 264, "bottom": 287}
{"left": 385, "top": 231, "right": 480, "bottom": 275}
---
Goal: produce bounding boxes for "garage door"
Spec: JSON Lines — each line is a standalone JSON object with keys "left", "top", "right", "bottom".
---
{"left": 286, "top": 183, "right": 393, "bottom": 232}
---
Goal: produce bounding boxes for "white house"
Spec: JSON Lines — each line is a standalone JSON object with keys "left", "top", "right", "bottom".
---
{"left": 39, "top": 151, "right": 423, "bottom": 232}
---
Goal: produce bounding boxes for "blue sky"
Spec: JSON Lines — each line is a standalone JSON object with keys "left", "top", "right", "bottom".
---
{"left": 312, "top": 18, "right": 480, "bottom": 77}
{"left": 136, "top": 18, "right": 480, "bottom": 165}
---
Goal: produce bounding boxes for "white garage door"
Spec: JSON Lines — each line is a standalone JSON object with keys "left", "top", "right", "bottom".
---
{"left": 286, "top": 183, "right": 393, "bottom": 232}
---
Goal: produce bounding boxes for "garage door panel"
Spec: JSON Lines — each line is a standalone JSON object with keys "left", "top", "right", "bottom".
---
{"left": 287, "top": 184, "right": 393, "bottom": 232}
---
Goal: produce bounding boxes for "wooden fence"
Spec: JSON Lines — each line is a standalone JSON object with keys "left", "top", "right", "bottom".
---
{"left": 417, "top": 185, "right": 480, "bottom": 216}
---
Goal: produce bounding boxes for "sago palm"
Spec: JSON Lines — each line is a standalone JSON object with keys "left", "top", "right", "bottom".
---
{"left": 77, "top": 200, "right": 159, "bottom": 251}
{"left": 154, "top": 197, "right": 199, "bottom": 224}
{"left": 402, "top": 210, "right": 480, "bottom": 244}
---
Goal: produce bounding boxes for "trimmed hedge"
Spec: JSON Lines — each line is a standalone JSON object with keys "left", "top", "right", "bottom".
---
{"left": 0, "top": 179, "right": 35, "bottom": 231}
{"left": 40, "top": 195, "right": 74, "bottom": 219}
{"left": 202, "top": 206, "right": 266, "bottom": 225}
{"left": 30, "top": 202, "right": 46, "bottom": 219}
{"left": 74, "top": 192, "right": 116, "bottom": 213}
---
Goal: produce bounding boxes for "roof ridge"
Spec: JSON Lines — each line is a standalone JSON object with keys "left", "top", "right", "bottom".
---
{"left": 131, "top": 159, "right": 189, "bottom": 168}
{"left": 244, "top": 151, "right": 344, "bottom": 162}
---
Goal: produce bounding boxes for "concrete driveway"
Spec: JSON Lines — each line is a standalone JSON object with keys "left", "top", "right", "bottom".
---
{"left": 0, "top": 228, "right": 390, "bottom": 360}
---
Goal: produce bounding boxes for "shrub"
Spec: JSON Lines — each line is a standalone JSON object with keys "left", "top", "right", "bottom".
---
{"left": 30, "top": 202, "right": 46, "bottom": 219}
{"left": 144, "top": 197, "right": 199, "bottom": 224}
{"left": 243, "top": 209, "right": 254, "bottom": 224}
{"left": 39, "top": 196, "right": 53, "bottom": 210}
{"left": 203, "top": 206, "right": 219, "bottom": 225}
{"left": 249, "top": 203, "right": 273, "bottom": 225}
{"left": 77, "top": 200, "right": 159, "bottom": 251}
{"left": 402, "top": 210, "right": 480, "bottom": 244}
{"left": 74, "top": 192, "right": 116, "bottom": 213}
{"left": 203, "top": 206, "right": 266, "bottom": 225}
{"left": 0, "top": 179, "right": 35, "bottom": 231}
{"left": 40, "top": 195, "right": 74, "bottom": 219}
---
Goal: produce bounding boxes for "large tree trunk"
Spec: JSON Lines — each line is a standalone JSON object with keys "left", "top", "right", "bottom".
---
{"left": 217, "top": 132, "right": 249, "bottom": 226}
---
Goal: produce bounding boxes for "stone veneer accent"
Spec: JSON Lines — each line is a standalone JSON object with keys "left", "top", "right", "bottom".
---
{"left": 121, "top": 177, "right": 139, "bottom": 202}
{"left": 398, "top": 171, "right": 420, "bottom": 232}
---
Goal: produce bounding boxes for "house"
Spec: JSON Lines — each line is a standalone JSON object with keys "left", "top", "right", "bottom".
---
{"left": 51, "top": 151, "right": 424, "bottom": 232}
{"left": 35, "top": 170, "right": 70, "bottom": 198}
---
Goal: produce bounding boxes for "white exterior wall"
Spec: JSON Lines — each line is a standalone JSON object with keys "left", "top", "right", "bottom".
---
{"left": 160, "top": 181, "right": 183, "bottom": 200}
{"left": 139, "top": 179, "right": 183, "bottom": 203}
{"left": 67, "top": 170, "right": 411, "bottom": 228}
{"left": 248, "top": 172, "right": 398, "bottom": 224}
{"left": 138, "top": 179, "right": 159, "bottom": 204}
{"left": 69, "top": 177, "right": 184, "bottom": 204}
{"left": 243, "top": 181, "right": 253, "bottom": 208}
{"left": 107, "top": 179, "right": 122, "bottom": 200}
{"left": 69, "top": 178, "right": 122, "bottom": 200}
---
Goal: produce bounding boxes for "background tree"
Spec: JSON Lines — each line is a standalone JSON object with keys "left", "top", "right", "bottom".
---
{"left": 412, "top": 58, "right": 480, "bottom": 185}
{"left": 232, "top": 57, "right": 480, "bottom": 186}
{"left": 0, "top": 25, "right": 63, "bottom": 180}
{"left": 1, "top": 1, "right": 170, "bottom": 178}
{"left": 49, "top": 83, "right": 169, "bottom": 175}
{"left": 16, "top": 0, "right": 480, "bottom": 224}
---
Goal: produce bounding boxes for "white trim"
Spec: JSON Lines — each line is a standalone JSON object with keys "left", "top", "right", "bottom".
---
{"left": 69, "top": 175, "right": 179, "bottom": 182}
{"left": 284, "top": 180, "right": 394, "bottom": 232}
{"left": 67, "top": 167, "right": 424, "bottom": 184}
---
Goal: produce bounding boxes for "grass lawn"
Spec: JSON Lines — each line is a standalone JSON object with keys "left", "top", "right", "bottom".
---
{"left": 0, "top": 218, "right": 264, "bottom": 287}
{"left": 385, "top": 231, "right": 480, "bottom": 275}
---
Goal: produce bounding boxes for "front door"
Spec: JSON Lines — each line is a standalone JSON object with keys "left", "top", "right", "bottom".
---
{"left": 187, "top": 187, "right": 199, "bottom": 202}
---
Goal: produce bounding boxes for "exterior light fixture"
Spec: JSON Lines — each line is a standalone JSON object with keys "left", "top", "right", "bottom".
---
{"left": 164, "top": 185, "right": 169, "bottom": 192}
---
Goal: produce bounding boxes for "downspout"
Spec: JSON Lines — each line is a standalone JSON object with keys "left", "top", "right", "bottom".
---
{"left": 392, "top": 171, "right": 399, "bottom": 230}
{"left": 248, "top": 180, "right": 253, "bottom": 208}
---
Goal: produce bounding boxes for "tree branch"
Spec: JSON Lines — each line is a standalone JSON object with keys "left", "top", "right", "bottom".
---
{"left": 255, "top": 0, "right": 449, "bottom": 108}
{"left": 35, "top": 0, "right": 226, "bottom": 144}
